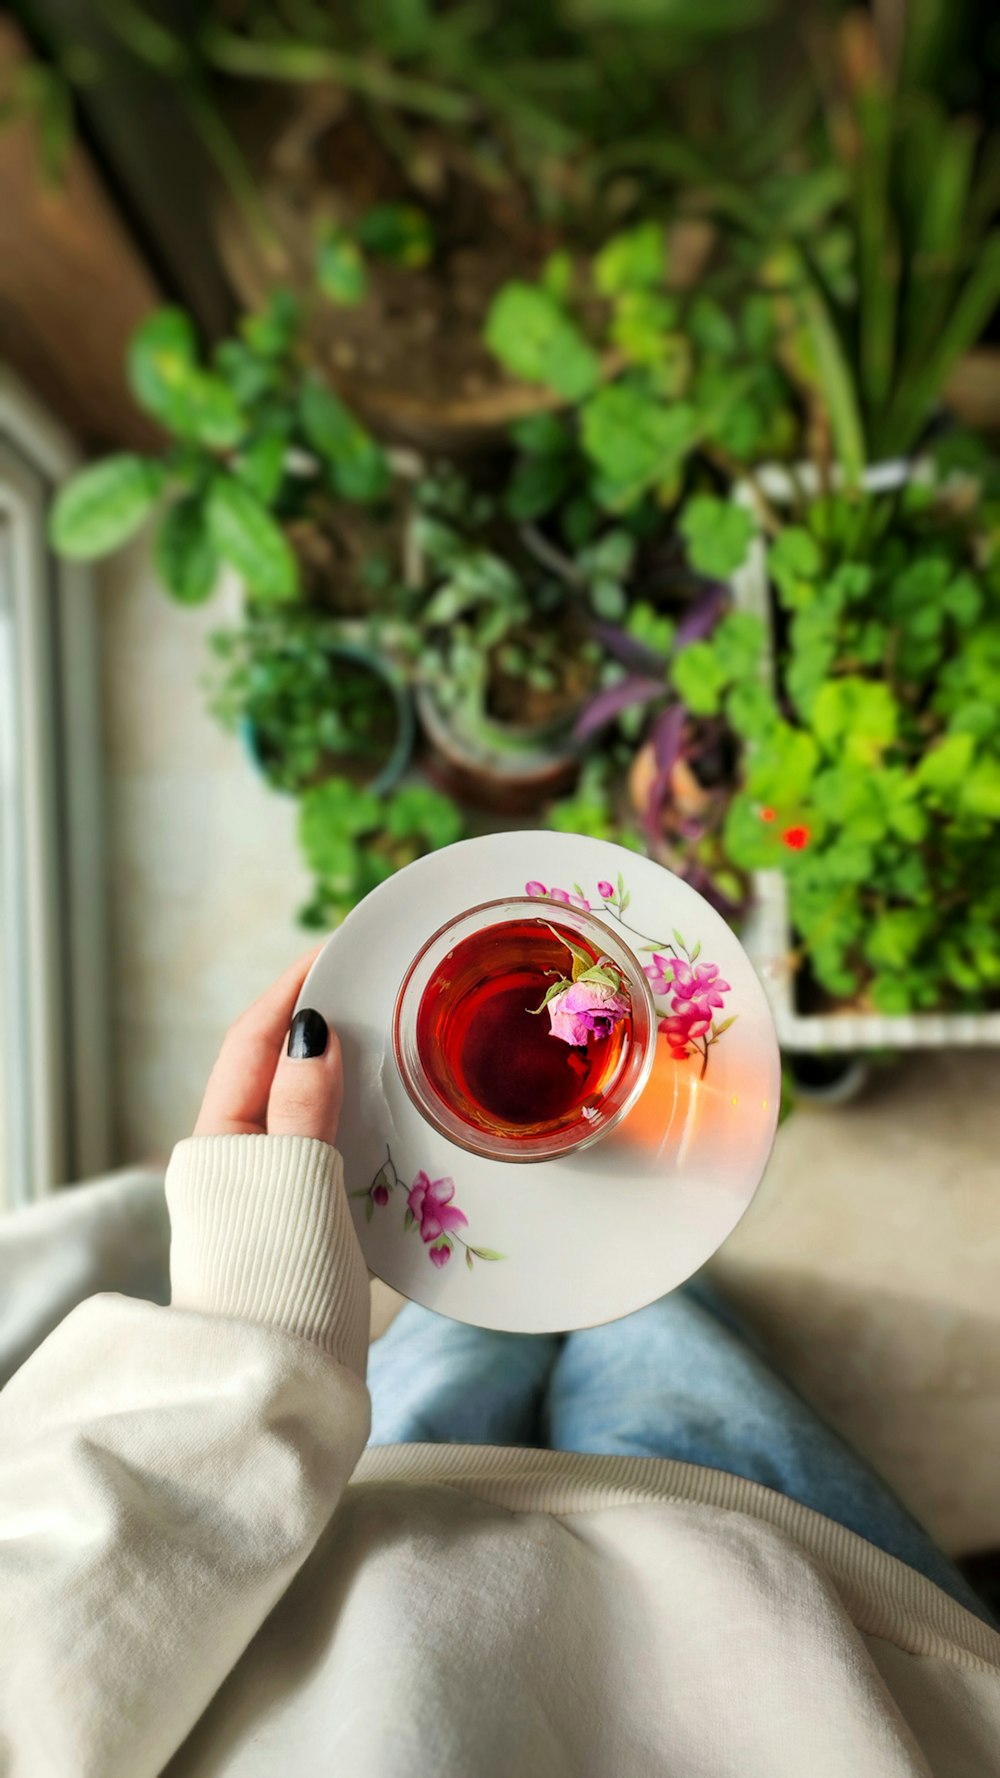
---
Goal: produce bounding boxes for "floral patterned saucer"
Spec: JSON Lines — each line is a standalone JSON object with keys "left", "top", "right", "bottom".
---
{"left": 296, "top": 832, "right": 780, "bottom": 1332}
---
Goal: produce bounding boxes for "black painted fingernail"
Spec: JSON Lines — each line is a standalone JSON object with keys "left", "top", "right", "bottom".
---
{"left": 287, "top": 1009, "right": 329, "bottom": 1059}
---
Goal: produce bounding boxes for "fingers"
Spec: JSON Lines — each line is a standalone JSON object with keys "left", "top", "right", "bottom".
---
{"left": 194, "top": 946, "right": 324, "bottom": 1137}
{"left": 266, "top": 1011, "right": 344, "bottom": 1147}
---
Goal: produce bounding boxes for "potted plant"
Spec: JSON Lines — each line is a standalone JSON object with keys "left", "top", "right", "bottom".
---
{"left": 635, "top": 8, "right": 1000, "bottom": 1062}
{"left": 408, "top": 464, "right": 606, "bottom": 812}
{"left": 210, "top": 610, "right": 414, "bottom": 797}
{"left": 205, "top": 7, "right": 811, "bottom": 450}
{"left": 484, "top": 218, "right": 800, "bottom": 513}
{"left": 47, "top": 285, "right": 436, "bottom": 926}
{"left": 679, "top": 472, "right": 1000, "bottom": 1050}
{"left": 560, "top": 493, "right": 760, "bottom": 916}
{"left": 403, "top": 197, "right": 803, "bottom": 815}
{"left": 761, "top": 11, "right": 1000, "bottom": 488}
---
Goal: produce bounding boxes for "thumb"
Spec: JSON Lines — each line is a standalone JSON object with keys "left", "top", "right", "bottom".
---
{"left": 267, "top": 1009, "right": 343, "bottom": 1147}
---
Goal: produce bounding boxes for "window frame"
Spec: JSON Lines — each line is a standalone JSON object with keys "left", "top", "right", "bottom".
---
{"left": 0, "top": 368, "right": 111, "bottom": 1206}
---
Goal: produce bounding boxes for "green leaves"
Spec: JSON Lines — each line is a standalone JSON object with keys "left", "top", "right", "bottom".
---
{"left": 678, "top": 496, "right": 754, "bottom": 578}
{"left": 669, "top": 610, "right": 764, "bottom": 718}
{"left": 357, "top": 202, "right": 434, "bottom": 267}
{"left": 505, "top": 415, "right": 575, "bottom": 522}
{"left": 154, "top": 496, "right": 218, "bottom": 603}
{"left": 747, "top": 723, "right": 818, "bottom": 808}
{"left": 300, "top": 777, "right": 382, "bottom": 855}
{"left": 49, "top": 455, "right": 166, "bottom": 560}
{"left": 236, "top": 428, "right": 288, "bottom": 505}
{"left": 811, "top": 677, "right": 898, "bottom": 764}
{"left": 915, "top": 732, "right": 974, "bottom": 797}
{"left": 315, "top": 205, "right": 434, "bottom": 304}
{"left": 609, "top": 291, "right": 680, "bottom": 367}
{"left": 961, "top": 758, "right": 1000, "bottom": 820}
{"left": 383, "top": 784, "right": 463, "bottom": 849}
{"left": 865, "top": 909, "right": 931, "bottom": 973}
{"left": 670, "top": 642, "right": 727, "bottom": 715}
{"left": 207, "top": 477, "right": 298, "bottom": 602}
{"left": 594, "top": 222, "right": 665, "bottom": 295}
{"left": 316, "top": 228, "right": 368, "bottom": 305}
{"left": 484, "top": 283, "right": 599, "bottom": 400}
{"left": 726, "top": 680, "right": 777, "bottom": 741}
{"left": 297, "top": 773, "right": 466, "bottom": 929}
{"left": 240, "top": 289, "right": 300, "bottom": 360}
{"left": 581, "top": 386, "right": 696, "bottom": 507}
{"left": 299, "top": 382, "right": 390, "bottom": 503}
{"left": 129, "top": 309, "right": 243, "bottom": 448}
{"left": 712, "top": 611, "right": 765, "bottom": 678}
{"left": 732, "top": 490, "right": 1000, "bottom": 1015}
{"left": 768, "top": 525, "right": 822, "bottom": 607}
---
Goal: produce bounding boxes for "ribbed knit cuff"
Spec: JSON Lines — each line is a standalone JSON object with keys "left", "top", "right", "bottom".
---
{"left": 166, "top": 1135, "right": 370, "bottom": 1380}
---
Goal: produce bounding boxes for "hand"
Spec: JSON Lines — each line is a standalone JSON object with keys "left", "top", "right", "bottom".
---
{"left": 194, "top": 947, "right": 343, "bottom": 1146}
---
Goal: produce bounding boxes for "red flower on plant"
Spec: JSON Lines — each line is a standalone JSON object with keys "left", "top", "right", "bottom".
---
{"left": 760, "top": 806, "right": 776, "bottom": 823}
{"left": 781, "top": 825, "right": 810, "bottom": 851}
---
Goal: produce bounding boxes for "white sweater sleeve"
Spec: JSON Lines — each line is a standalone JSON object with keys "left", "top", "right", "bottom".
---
{"left": 0, "top": 1135, "right": 372, "bottom": 1778}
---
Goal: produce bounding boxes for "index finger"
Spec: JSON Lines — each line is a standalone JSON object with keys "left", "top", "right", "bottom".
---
{"left": 194, "top": 944, "right": 325, "bottom": 1137}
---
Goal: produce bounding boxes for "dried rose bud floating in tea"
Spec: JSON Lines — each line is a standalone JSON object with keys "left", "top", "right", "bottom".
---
{"left": 415, "top": 919, "right": 631, "bottom": 1138}
{"left": 394, "top": 897, "right": 656, "bottom": 1163}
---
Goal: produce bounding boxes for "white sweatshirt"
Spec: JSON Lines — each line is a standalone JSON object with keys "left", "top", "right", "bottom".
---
{"left": 0, "top": 1134, "right": 998, "bottom": 1778}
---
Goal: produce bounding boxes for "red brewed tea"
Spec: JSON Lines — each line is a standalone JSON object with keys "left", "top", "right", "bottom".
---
{"left": 415, "top": 917, "right": 632, "bottom": 1138}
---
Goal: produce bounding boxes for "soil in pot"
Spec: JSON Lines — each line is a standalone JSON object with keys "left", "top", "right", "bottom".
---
{"left": 485, "top": 618, "right": 599, "bottom": 733}
{"left": 285, "top": 484, "right": 410, "bottom": 620}
{"left": 417, "top": 662, "right": 588, "bottom": 816}
{"left": 216, "top": 97, "right": 715, "bottom": 450}
{"left": 412, "top": 471, "right": 602, "bottom": 809}
{"left": 417, "top": 613, "right": 597, "bottom": 813}
{"left": 217, "top": 99, "right": 561, "bottom": 449}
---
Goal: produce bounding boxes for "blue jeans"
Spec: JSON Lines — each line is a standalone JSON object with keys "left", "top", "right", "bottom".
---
{"left": 368, "top": 1279, "right": 992, "bottom": 1626}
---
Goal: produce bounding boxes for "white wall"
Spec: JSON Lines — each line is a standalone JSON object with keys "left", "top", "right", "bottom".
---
{"left": 99, "top": 537, "right": 312, "bottom": 1163}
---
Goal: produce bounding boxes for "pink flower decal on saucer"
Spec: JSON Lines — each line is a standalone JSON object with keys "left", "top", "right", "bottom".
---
{"left": 644, "top": 944, "right": 734, "bottom": 1074}
{"left": 353, "top": 1148, "right": 505, "bottom": 1271}
{"left": 526, "top": 880, "right": 591, "bottom": 911}
{"left": 526, "top": 873, "right": 737, "bottom": 1078}
{"left": 407, "top": 1170, "right": 468, "bottom": 1244}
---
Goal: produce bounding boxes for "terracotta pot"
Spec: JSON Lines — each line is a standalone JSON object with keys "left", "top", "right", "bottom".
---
{"left": 945, "top": 348, "right": 1000, "bottom": 435}
{"left": 415, "top": 682, "right": 580, "bottom": 814}
{"left": 213, "top": 97, "right": 716, "bottom": 452}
